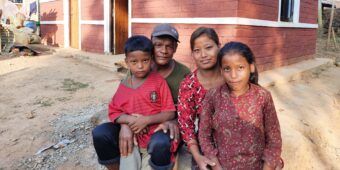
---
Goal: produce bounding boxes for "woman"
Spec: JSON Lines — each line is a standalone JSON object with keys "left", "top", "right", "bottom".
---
{"left": 177, "top": 27, "right": 225, "bottom": 170}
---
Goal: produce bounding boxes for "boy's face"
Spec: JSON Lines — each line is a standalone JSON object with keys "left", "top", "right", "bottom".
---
{"left": 125, "top": 51, "right": 152, "bottom": 79}
{"left": 152, "top": 37, "right": 177, "bottom": 66}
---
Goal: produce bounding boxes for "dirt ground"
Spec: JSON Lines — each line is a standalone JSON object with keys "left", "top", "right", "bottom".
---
{"left": 0, "top": 37, "right": 339, "bottom": 170}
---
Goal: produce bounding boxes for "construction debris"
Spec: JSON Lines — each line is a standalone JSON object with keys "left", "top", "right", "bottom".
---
{"left": 114, "top": 60, "right": 128, "bottom": 73}
{"left": 1, "top": 0, "right": 41, "bottom": 56}
{"left": 35, "top": 139, "right": 76, "bottom": 155}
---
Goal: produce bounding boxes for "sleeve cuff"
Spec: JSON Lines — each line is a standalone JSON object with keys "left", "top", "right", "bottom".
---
{"left": 108, "top": 112, "right": 124, "bottom": 123}
{"left": 262, "top": 156, "right": 280, "bottom": 168}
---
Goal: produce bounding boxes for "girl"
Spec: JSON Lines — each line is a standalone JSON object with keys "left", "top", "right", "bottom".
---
{"left": 177, "top": 27, "right": 225, "bottom": 170}
{"left": 198, "top": 41, "right": 282, "bottom": 170}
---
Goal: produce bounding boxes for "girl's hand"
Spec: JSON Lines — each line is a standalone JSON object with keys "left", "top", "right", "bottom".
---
{"left": 275, "top": 158, "right": 284, "bottom": 170}
{"left": 193, "top": 154, "right": 216, "bottom": 170}
{"left": 263, "top": 162, "right": 275, "bottom": 170}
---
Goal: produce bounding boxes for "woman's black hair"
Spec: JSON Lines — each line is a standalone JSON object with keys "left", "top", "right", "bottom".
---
{"left": 217, "top": 41, "right": 259, "bottom": 85}
{"left": 190, "top": 27, "right": 220, "bottom": 51}
{"left": 124, "top": 35, "right": 153, "bottom": 57}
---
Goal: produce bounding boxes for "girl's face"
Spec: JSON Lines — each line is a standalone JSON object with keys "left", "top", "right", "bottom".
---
{"left": 220, "top": 53, "right": 254, "bottom": 94}
{"left": 192, "top": 34, "right": 219, "bottom": 70}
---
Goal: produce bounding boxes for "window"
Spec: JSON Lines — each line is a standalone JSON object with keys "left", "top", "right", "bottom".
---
{"left": 280, "top": 0, "right": 294, "bottom": 22}
{"left": 9, "top": 0, "right": 23, "bottom": 3}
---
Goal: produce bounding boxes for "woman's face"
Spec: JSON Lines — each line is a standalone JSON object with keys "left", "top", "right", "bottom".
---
{"left": 192, "top": 34, "right": 219, "bottom": 70}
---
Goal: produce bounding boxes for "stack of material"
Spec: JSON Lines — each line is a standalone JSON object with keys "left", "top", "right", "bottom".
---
{"left": 0, "top": 26, "right": 15, "bottom": 53}
{"left": 323, "top": 8, "right": 340, "bottom": 34}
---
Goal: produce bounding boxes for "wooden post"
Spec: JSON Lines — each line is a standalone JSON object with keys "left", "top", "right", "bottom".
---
{"left": 332, "top": 27, "right": 338, "bottom": 49}
{"left": 318, "top": 0, "right": 323, "bottom": 31}
{"left": 326, "top": 0, "right": 335, "bottom": 49}
{"left": 0, "top": 9, "right": 2, "bottom": 53}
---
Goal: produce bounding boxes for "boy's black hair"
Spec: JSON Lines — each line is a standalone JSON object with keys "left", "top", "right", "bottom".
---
{"left": 218, "top": 41, "right": 259, "bottom": 85}
{"left": 124, "top": 35, "right": 153, "bottom": 57}
{"left": 190, "top": 27, "right": 220, "bottom": 51}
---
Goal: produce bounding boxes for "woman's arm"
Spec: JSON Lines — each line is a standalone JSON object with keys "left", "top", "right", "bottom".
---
{"left": 177, "top": 79, "right": 197, "bottom": 144}
{"left": 177, "top": 78, "right": 217, "bottom": 170}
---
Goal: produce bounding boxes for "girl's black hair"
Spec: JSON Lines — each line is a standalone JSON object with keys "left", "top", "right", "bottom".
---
{"left": 124, "top": 35, "right": 153, "bottom": 57}
{"left": 190, "top": 27, "right": 220, "bottom": 51}
{"left": 218, "top": 41, "right": 259, "bottom": 85}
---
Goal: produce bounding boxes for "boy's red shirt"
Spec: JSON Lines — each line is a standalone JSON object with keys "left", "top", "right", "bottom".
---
{"left": 108, "top": 71, "right": 176, "bottom": 148}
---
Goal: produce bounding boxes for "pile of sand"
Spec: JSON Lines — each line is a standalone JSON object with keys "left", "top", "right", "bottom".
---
{"left": 269, "top": 66, "right": 340, "bottom": 169}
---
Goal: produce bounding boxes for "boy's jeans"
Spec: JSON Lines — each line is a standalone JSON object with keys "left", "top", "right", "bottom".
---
{"left": 92, "top": 123, "right": 173, "bottom": 170}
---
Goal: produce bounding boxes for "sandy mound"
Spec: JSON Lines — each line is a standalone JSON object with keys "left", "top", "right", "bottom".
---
{"left": 269, "top": 66, "right": 340, "bottom": 170}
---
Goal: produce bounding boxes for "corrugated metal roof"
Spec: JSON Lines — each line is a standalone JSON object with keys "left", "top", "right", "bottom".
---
{"left": 322, "top": 0, "right": 340, "bottom": 5}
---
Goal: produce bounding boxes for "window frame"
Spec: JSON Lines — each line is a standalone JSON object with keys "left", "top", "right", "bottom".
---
{"left": 9, "top": 0, "right": 23, "bottom": 4}
{"left": 278, "top": 0, "right": 300, "bottom": 23}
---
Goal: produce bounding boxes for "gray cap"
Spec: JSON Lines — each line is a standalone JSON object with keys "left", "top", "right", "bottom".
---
{"left": 151, "top": 23, "right": 180, "bottom": 42}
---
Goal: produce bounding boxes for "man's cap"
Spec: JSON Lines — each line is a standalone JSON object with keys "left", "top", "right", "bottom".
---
{"left": 151, "top": 23, "right": 180, "bottom": 42}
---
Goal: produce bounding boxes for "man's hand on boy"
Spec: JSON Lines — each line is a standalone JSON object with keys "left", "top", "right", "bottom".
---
{"left": 128, "top": 114, "right": 150, "bottom": 134}
{"left": 119, "top": 124, "right": 134, "bottom": 157}
{"left": 154, "top": 119, "right": 180, "bottom": 141}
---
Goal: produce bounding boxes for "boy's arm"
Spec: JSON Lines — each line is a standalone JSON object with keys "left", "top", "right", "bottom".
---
{"left": 144, "top": 111, "right": 175, "bottom": 124}
{"left": 115, "top": 114, "right": 136, "bottom": 124}
{"left": 129, "top": 79, "right": 176, "bottom": 133}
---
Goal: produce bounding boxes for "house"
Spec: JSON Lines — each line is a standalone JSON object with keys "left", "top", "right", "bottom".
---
{"left": 39, "top": 0, "right": 318, "bottom": 71}
{"left": 39, "top": 0, "right": 127, "bottom": 54}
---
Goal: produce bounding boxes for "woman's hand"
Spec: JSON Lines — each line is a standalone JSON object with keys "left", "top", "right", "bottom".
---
{"left": 154, "top": 119, "right": 180, "bottom": 141}
{"left": 193, "top": 154, "right": 216, "bottom": 170}
{"left": 210, "top": 157, "right": 222, "bottom": 170}
{"left": 119, "top": 124, "right": 134, "bottom": 157}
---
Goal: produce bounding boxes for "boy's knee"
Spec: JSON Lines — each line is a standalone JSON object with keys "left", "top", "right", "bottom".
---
{"left": 92, "top": 123, "right": 119, "bottom": 143}
{"left": 148, "top": 131, "right": 171, "bottom": 153}
{"left": 147, "top": 131, "right": 172, "bottom": 169}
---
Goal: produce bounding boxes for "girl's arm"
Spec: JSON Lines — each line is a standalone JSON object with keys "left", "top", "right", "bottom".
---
{"left": 198, "top": 90, "right": 221, "bottom": 168}
{"left": 262, "top": 92, "right": 282, "bottom": 169}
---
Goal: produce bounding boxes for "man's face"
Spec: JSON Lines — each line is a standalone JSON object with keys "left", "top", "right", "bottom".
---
{"left": 152, "top": 37, "right": 177, "bottom": 66}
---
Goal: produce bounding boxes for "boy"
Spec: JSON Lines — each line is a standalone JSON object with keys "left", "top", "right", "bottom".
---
{"left": 92, "top": 35, "right": 176, "bottom": 170}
